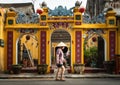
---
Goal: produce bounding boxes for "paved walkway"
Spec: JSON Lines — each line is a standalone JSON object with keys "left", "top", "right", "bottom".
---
{"left": 0, "top": 68, "right": 120, "bottom": 79}
{"left": 0, "top": 73, "right": 120, "bottom": 79}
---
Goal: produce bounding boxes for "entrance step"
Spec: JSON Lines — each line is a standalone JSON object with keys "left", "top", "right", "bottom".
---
{"left": 54, "top": 68, "right": 69, "bottom": 75}
{"left": 53, "top": 66, "right": 71, "bottom": 75}
{"left": 84, "top": 67, "right": 105, "bottom": 73}
{"left": 21, "top": 66, "right": 105, "bottom": 73}
{"left": 21, "top": 67, "right": 37, "bottom": 73}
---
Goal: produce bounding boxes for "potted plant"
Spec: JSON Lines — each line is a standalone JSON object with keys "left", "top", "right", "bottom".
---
{"left": 103, "top": 60, "right": 115, "bottom": 74}
{"left": 11, "top": 64, "right": 22, "bottom": 74}
{"left": 84, "top": 46, "right": 98, "bottom": 67}
{"left": 37, "top": 64, "right": 48, "bottom": 74}
{"left": 73, "top": 63, "right": 85, "bottom": 74}
{"left": 67, "top": 66, "right": 72, "bottom": 73}
{"left": 50, "top": 66, "right": 54, "bottom": 73}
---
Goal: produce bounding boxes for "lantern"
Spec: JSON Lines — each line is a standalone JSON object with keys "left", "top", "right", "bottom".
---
{"left": 92, "top": 37, "right": 97, "bottom": 42}
{"left": 79, "top": 7, "right": 85, "bottom": 13}
{"left": 37, "top": 9, "right": 43, "bottom": 14}
{"left": 26, "top": 35, "right": 30, "bottom": 40}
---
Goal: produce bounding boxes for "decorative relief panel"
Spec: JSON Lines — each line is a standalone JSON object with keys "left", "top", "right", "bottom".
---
{"left": 18, "top": 29, "right": 38, "bottom": 33}
{"left": 49, "top": 22, "right": 72, "bottom": 29}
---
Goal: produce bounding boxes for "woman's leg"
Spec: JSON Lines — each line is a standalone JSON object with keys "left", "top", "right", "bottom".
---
{"left": 60, "top": 65, "right": 65, "bottom": 80}
{"left": 55, "top": 67, "right": 60, "bottom": 80}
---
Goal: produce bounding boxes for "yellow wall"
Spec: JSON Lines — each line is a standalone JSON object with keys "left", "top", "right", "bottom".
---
{"left": 21, "top": 35, "right": 38, "bottom": 60}
{"left": 0, "top": 8, "right": 5, "bottom": 71}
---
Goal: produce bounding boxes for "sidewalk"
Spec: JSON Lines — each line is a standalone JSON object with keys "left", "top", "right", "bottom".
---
{"left": 0, "top": 73, "right": 120, "bottom": 79}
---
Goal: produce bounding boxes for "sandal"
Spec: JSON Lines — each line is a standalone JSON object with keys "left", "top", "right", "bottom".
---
{"left": 60, "top": 78, "right": 65, "bottom": 81}
{"left": 55, "top": 78, "right": 60, "bottom": 81}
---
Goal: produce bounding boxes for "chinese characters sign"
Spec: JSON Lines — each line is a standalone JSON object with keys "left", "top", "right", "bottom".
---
{"left": 7, "top": 31, "right": 13, "bottom": 70}
{"left": 109, "top": 31, "right": 116, "bottom": 60}
{"left": 75, "top": 31, "right": 82, "bottom": 63}
{"left": 40, "top": 31, "right": 46, "bottom": 64}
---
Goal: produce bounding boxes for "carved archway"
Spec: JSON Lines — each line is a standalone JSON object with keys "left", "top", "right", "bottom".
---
{"left": 16, "top": 33, "right": 38, "bottom": 69}
{"left": 84, "top": 29, "right": 106, "bottom": 68}
{"left": 50, "top": 29, "right": 71, "bottom": 66}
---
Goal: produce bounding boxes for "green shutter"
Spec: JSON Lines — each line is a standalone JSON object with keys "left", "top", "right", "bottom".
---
{"left": 109, "top": 20, "right": 114, "bottom": 25}
{"left": 76, "top": 15, "right": 81, "bottom": 20}
{"left": 8, "top": 19, "right": 13, "bottom": 25}
{"left": 41, "top": 15, "right": 46, "bottom": 20}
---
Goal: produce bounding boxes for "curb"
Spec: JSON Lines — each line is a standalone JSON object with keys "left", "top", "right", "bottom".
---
{"left": 0, "top": 73, "right": 120, "bottom": 79}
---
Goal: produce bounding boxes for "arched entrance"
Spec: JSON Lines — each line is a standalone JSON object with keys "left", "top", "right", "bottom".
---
{"left": 50, "top": 29, "right": 71, "bottom": 68}
{"left": 16, "top": 34, "right": 38, "bottom": 70}
{"left": 84, "top": 30, "right": 105, "bottom": 68}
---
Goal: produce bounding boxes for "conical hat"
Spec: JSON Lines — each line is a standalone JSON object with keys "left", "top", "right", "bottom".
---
{"left": 57, "top": 42, "right": 67, "bottom": 47}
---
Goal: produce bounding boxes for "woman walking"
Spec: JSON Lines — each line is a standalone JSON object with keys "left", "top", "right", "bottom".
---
{"left": 55, "top": 42, "right": 67, "bottom": 81}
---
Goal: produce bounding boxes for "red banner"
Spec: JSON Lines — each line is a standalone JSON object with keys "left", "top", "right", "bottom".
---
{"left": 109, "top": 31, "right": 116, "bottom": 60}
{"left": 75, "top": 31, "right": 82, "bottom": 63}
{"left": 7, "top": 31, "right": 13, "bottom": 70}
{"left": 40, "top": 31, "right": 46, "bottom": 64}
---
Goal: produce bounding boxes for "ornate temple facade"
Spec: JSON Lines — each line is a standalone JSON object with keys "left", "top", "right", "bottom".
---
{"left": 0, "top": 1, "right": 119, "bottom": 74}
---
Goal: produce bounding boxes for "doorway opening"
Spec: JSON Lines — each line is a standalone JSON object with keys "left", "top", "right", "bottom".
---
{"left": 84, "top": 33, "right": 105, "bottom": 68}
{"left": 16, "top": 34, "right": 38, "bottom": 71}
{"left": 51, "top": 29, "right": 71, "bottom": 69}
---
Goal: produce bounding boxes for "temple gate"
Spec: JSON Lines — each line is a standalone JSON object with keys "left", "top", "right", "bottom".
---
{"left": 0, "top": 2, "right": 117, "bottom": 73}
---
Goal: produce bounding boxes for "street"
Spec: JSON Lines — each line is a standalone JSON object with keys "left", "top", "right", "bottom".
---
{"left": 0, "top": 78, "right": 120, "bottom": 85}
